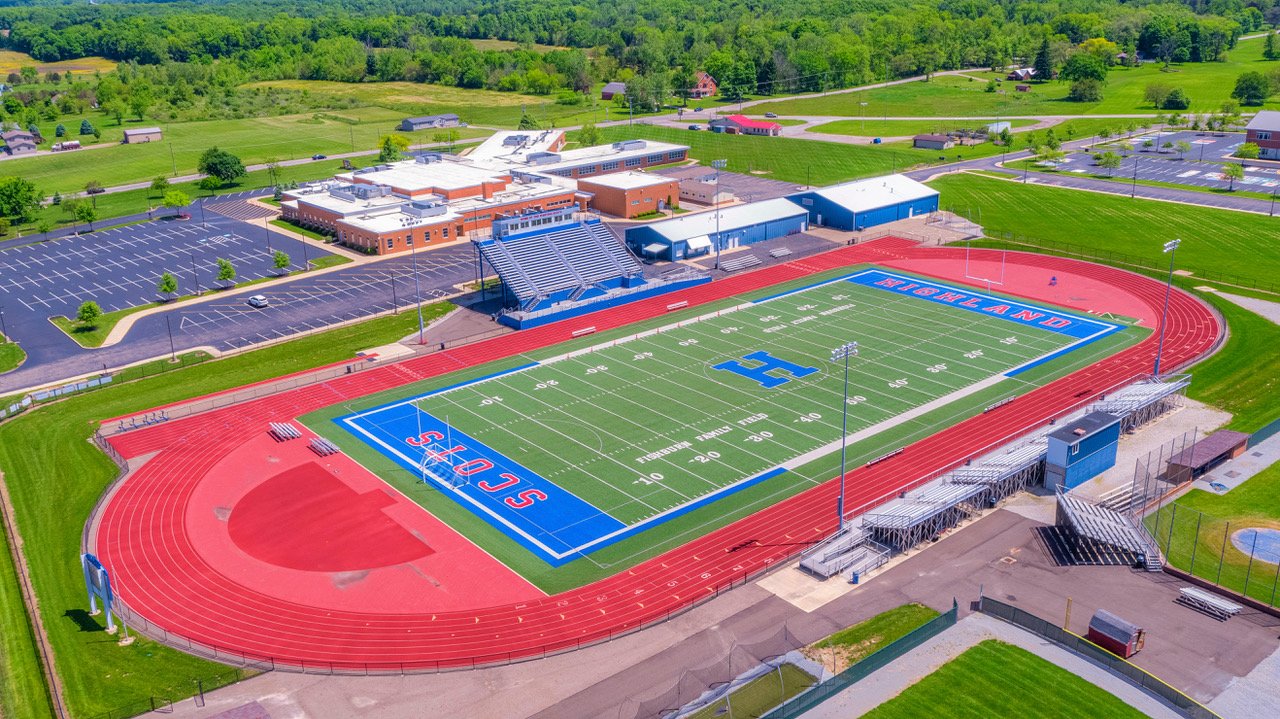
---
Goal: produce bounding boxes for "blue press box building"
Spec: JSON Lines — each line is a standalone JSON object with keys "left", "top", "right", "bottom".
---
{"left": 1045, "top": 411, "right": 1123, "bottom": 490}
{"left": 624, "top": 174, "right": 940, "bottom": 261}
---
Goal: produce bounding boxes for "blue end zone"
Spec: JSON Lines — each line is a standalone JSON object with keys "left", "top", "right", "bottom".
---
{"left": 335, "top": 363, "right": 791, "bottom": 566}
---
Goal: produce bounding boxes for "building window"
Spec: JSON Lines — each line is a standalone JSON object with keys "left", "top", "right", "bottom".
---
{"left": 625, "top": 157, "right": 642, "bottom": 167}
{"left": 1259, "top": 132, "right": 1271, "bottom": 140}
{"left": 602, "top": 161, "right": 619, "bottom": 171}
{"left": 386, "top": 238, "right": 394, "bottom": 249}
{"left": 406, "top": 234, "right": 413, "bottom": 246}
{"left": 667, "top": 151, "right": 684, "bottom": 160}
{"left": 631, "top": 199, "right": 640, "bottom": 205}
{"left": 443, "top": 226, "right": 449, "bottom": 238}
{"left": 646, "top": 154, "right": 664, "bottom": 163}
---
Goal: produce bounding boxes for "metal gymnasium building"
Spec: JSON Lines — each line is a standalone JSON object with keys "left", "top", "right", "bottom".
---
{"left": 281, "top": 130, "right": 688, "bottom": 255}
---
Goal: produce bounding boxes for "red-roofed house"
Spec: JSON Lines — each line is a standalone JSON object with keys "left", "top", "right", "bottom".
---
{"left": 691, "top": 71, "right": 718, "bottom": 99}
{"left": 709, "top": 114, "right": 782, "bottom": 137}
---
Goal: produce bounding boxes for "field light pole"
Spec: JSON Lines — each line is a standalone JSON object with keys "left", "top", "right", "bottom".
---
{"left": 1153, "top": 239, "right": 1181, "bottom": 377}
{"left": 1131, "top": 155, "right": 1139, "bottom": 198}
{"left": 830, "top": 341, "right": 859, "bottom": 531}
{"left": 410, "top": 240, "right": 425, "bottom": 344}
{"left": 712, "top": 158, "right": 727, "bottom": 269}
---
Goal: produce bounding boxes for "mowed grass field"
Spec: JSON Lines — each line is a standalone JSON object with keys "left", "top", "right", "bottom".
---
{"left": 925, "top": 171, "right": 1280, "bottom": 432}
{"left": 755, "top": 35, "right": 1280, "bottom": 118}
{"left": 597, "top": 125, "right": 1001, "bottom": 187}
{"left": 308, "top": 266, "right": 1142, "bottom": 586}
{"left": 3, "top": 106, "right": 490, "bottom": 195}
{"left": 862, "top": 640, "right": 1148, "bottom": 719}
{"left": 1149, "top": 459, "right": 1280, "bottom": 607}
{"left": 808, "top": 118, "right": 1038, "bottom": 137}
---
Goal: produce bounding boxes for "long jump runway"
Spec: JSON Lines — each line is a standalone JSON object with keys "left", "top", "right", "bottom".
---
{"left": 92, "top": 237, "right": 1221, "bottom": 670}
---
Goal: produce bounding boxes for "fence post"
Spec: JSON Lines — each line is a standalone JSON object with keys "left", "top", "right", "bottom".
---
{"left": 1164, "top": 503, "right": 1178, "bottom": 555}
{"left": 1270, "top": 556, "right": 1280, "bottom": 607}
{"left": 1188, "top": 511, "right": 1202, "bottom": 576}
{"left": 1216, "top": 522, "right": 1230, "bottom": 585}
{"left": 1243, "top": 530, "right": 1259, "bottom": 599}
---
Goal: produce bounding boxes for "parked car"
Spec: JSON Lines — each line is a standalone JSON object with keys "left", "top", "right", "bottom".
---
{"left": 312, "top": 153, "right": 327, "bottom": 160}
{"left": 246, "top": 295, "right": 269, "bottom": 308}
{"left": 693, "top": 106, "right": 703, "bottom": 112}
{"left": 688, "top": 124, "right": 703, "bottom": 131}
{"left": 764, "top": 112, "right": 778, "bottom": 118}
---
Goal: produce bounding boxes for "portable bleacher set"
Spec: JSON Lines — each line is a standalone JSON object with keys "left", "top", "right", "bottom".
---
{"left": 473, "top": 208, "right": 708, "bottom": 329}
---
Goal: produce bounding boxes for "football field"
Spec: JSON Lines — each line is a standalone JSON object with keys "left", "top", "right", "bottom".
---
{"left": 335, "top": 268, "right": 1123, "bottom": 566}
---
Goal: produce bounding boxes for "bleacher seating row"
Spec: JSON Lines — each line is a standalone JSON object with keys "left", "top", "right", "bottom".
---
{"left": 269, "top": 422, "right": 301, "bottom": 441}
{"left": 477, "top": 219, "right": 645, "bottom": 312}
{"left": 719, "top": 255, "right": 762, "bottom": 272}
{"left": 768, "top": 247, "right": 793, "bottom": 258}
{"left": 1177, "top": 586, "right": 1243, "bottom": 621}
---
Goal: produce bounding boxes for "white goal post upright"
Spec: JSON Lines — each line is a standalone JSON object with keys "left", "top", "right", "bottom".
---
{"left": 964, "top": 237, "right": 1006, "bottom": 294}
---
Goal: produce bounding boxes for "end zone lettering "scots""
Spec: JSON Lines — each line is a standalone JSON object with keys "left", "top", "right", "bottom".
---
{"left": 404, "top": 431, "right": 546, "bottom": 509}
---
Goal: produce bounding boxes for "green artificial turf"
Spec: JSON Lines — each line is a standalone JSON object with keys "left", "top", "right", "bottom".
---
{"left": 303, "top": 265, "right": 1143, "bottom": 590}
{"left": 862, "top": 640, "right": 1148, "bottom": 719}
{"left": 0, "top": 302, "right": 452, "bottom": 717}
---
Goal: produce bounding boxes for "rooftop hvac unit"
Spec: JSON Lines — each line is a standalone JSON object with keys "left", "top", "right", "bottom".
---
{"left": 527, "top": 152, "right": 562, "bottom": 165}
{"left": 415, "top": 152, "right": 443, "bottom": 164}
{"left": 503, "top": 134, "right": 530, "bottom": 147}
{"left": 612, "top": 140, "right": 646, "bottom": 151}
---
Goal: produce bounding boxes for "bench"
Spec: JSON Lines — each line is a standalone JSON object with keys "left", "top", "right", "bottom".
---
{"left": 309, "top": 437, "right": 341, "bottom": 456}
{"left": 1177, "top": 586, "right": 1243, "bottom": 621}
{"left": 269, "top": 422, "right": 301, "bottom": 441}
{"left": 719, "top": 255, "right": 762, "bottom": 272}
{"left": 769, "top": 247, "right": 793, "bottom": 258}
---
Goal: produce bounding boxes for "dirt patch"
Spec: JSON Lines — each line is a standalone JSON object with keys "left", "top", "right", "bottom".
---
{"left": 801, "top": 635, "right": 885, "bottom": 675}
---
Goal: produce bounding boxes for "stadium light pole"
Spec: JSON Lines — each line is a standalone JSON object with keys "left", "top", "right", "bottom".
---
{"left": 1131, "top": 154, "right": 1139, "bottom": 198}
{"left": 712, "top": 159, "right": 727, "bottom": 269}
{"left": 1153, "top": 239, "right": 1181, "bottom": 377}
{"left": 410, "top": 239, "right": 426, "bottom": 344}
{"left": 830, "top": 341, "right": 859, "bottom": 532}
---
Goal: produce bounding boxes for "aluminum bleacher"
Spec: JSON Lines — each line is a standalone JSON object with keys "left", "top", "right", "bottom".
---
{"left": 476, "top": 217, "right": 645, "bottom": 312}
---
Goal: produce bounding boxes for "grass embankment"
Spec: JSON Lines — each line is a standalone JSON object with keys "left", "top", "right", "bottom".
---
{"left": 598, "top": 125, "right": 1003, "bottom": 187}
{"left": 684, "top": 663, "right": 815, "bottom": 719}
{"left": 755, "top": 34, "right": 1279, "bottom": 119}
{"left": 1149, "top": 459, "right": 1280, "bottom": 606}
{"left": 270, "top": 218, "right": 331, "bottom": 242}
{"left": 1005, "top": 154, "right": 1280, "bottom": 203}
{"left": 0, "top": 340, "right": 25, "bottom": 374}
{"left": 805, "top": 603, "right": 941, "bottom": 674}
{"left": 863, "top": 640, "right": 1148, "bottom": 719}
{"left": 0, "top": 510, "right": 54, "bottom": 719}
{"left": 0, "top": 303, "right": 451, "bottom": 717}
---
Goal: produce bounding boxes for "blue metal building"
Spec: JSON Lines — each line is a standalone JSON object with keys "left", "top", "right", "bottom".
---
{"left": 789, "top": 174, "right": 940, "bottom": 231}
{"left": 624, "top": 198, "right": 809, "bottom": 261}
{"left": 1045, "top": 412, "right": 1123, "bottom": 490}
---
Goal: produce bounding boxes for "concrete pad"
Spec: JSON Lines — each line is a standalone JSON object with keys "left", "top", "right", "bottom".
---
{"left": 358, "top": 343, "right": 414, "bottom": 361}
{"left": 1208, "top": 645, "right": 1280, "bottom": 719}
{"left": 756, "top": 561, "right": 858, "bottom": 612}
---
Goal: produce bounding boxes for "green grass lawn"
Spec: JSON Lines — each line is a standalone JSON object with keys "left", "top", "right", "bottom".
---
{"left": 755, "top": 36, "right": 1280, "bottom": 119}
{"left": 1184, "top": 292, "right": 1280, "bottom": 432}
{"left": 807, "top": 603, "right": 940, "bottom": 672}
{"left": 270, "top": 218, "right": 332, "bottom": 242}
{"left": 1149, "top": 458, "right": 1280, "bottom": 606}
{"left": 597, "top": 126, "right": 1001, "bottom": 187}
{"left": 863, "top": 640, "right": 1147, "bottom": 719}
{"left": 0, "top": 341, "right": 25, "bottom": 374}
{"left": 305, "top": 265, "right": 1142, "bottom": 589}
{"left": 0, "top": 303, "right": 453, "bottom": 717}
{"left": 927, "top": 172, "right": 1280, "bottom": 289}
{"left": 807, "top": 118, "right": 1038, "bottom": 137}
{"left": 0, "top": 512, "right": 55, "bottom": 719}
{"left": 685, "top": 662, "right": 815, "bottom": 719}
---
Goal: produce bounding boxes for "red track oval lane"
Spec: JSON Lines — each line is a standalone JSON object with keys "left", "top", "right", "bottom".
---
{"left": 93, "top": 240, "right": 1221, "bottom": 669}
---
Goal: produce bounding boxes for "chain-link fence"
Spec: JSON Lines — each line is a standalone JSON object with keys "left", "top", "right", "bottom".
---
{"left": 978, "top": 596, "right": 1220, "bottom": 719}
{"left": 1148, "top": 503, "right": 1280, "bottom": 609}
{"left": 84, "top": 666, "right": 264, "bottom": 719}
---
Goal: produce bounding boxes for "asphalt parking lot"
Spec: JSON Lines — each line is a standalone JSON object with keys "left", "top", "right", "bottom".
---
{"left": 1054, "top": 131, "right": 1280, "bottom": 193}
{"left": 653, "top": 167, "right": 803, "bottom": 202}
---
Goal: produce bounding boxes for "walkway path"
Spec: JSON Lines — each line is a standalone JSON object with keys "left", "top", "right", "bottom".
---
{"left": 799, "top": 613, "right": 1182, "bottom": 719}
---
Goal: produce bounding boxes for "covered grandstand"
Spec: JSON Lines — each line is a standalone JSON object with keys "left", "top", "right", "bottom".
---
{"left": 474, "top": 208, "right": 708, "bottom": 328}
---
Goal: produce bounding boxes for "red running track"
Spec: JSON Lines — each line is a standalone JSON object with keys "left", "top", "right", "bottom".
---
{"left": 94, "top": 239, "right": 1221, "bottom": 670}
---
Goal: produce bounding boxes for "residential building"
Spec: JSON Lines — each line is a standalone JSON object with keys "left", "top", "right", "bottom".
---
{"left": 601, "top": 81, "right": 627, "bottom": 100}
{"left": 1007, "top": 68, "right": 1037, "bottom": 81}
{"left": 1245, "top": 111, "right": 1280, "bottom": 159}
{"left": 1, "top": 129, "right": 37, "bottom": 155}
{"left": 690, "top": 71, "right": 718, "bottom": 99}
{"left": 399, "top": 114, "right": 461, "bottom": 132}
{"left": 708, "top": 115, "right": 782, "bottom": 137}
{"left": 123, "top": 127, "right": 163, "bottom": 143}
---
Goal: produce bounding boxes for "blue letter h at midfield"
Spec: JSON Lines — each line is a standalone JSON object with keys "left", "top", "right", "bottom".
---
{"left": 713, "top": 350, "right": 818, "bottom": 388}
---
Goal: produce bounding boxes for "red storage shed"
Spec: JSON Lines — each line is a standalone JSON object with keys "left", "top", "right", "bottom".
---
{"left": 1086, "top": 609, "right": 1145, "bottom": 658}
